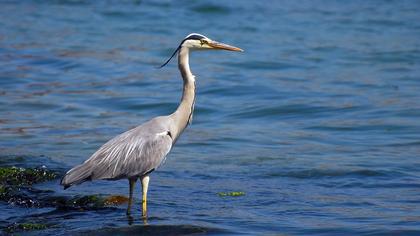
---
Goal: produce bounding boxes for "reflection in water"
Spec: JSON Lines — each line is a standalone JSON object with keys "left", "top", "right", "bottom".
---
{"left": 80, "top": 224, "right": 225, "bottom": 236}
{"left": 127, "top": 215, "right": 134, "bottom": 225}
{"left": 126, "top": 214, "right": 148, "bottom": 226}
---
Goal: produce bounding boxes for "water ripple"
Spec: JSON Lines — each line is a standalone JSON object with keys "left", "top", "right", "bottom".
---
{"left": 190, "top": 4, "right": 231, "bottom": 15}
{"left": 263, "top": 168, "right": 399, "bottom": 179}
{"left": 230, "top": 104, "right": 363, "bottom": 119}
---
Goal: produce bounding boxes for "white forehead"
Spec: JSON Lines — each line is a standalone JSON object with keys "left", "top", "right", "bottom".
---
{"left": 185, "top": 33, "right": 207, "bottom": 39}
{"left": 181, "top": 33, "right": 212, "bottom": 49}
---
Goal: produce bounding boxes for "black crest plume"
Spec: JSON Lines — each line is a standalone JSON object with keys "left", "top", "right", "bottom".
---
{"left": 158, "top": 34, "right": 205, "bottom": 68}
{"left": 158, "top": 45, "right": 181, "bottom": 68}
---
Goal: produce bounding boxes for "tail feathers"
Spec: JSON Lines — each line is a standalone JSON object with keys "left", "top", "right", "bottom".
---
{"left": 61, "top": 163, "right": 92, "bottom": 189}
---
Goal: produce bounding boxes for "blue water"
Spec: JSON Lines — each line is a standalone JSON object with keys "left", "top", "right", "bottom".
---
{"left": 1, "top": 0, "right": 420, "bottom": 235}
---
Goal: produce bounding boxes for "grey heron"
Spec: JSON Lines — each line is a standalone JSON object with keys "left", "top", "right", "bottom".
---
{"left": 60, "top": 33, "right": 243, "bottom": 217}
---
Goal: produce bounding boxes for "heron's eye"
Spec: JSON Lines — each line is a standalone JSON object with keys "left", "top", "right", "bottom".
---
{"left": 200, "top": 39, "right": 208, "bottom": 46}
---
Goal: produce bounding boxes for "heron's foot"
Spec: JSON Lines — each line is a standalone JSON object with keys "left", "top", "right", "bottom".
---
{"left": 142, "top": 217, "right": 148, "bottom": 225}
{"left": 141, "top": 208, "right": 148, "bottom": 225}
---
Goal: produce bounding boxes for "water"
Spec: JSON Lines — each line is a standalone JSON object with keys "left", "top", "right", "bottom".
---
{"left": 1, "top": 0, "right": 420, "bottom": 235}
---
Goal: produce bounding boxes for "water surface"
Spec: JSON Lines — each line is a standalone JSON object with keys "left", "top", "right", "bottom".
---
{"left": 1, "top": 0, "right": 420, "bottom": 235}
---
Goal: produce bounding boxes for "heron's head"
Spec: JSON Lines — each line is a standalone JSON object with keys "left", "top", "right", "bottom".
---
{"left": 181, "top": 33, "right": 243, "bottom": 51}
{"left": 159, "top": 33, "right": 243, "bottom": 68}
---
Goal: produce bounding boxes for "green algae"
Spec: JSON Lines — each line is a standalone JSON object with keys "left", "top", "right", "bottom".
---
{"left": 0, "top": 166, "right": 57, "bottom": 186}
{"left": 217, "top": 191, "right": 246, "bottom": 197}
{"left": 5, "top": 222, "right": 48, "bottom": 233}
{"left": 51, "top": 194, "right": 104, "bottom": 210}
{"left": 0, "top": 185, "right": 13, "bottom": 200}
{"left": 0, "top": 185, "right": 6, "bottom": 195}
{"left": 0, "top": 166, "right": 127, "bottom": 209}
{"left": 0, "top": 166, "right": 58, "bottom": 207}
{"left": 0, "top": 160, "right": 130, "bottom": 234}
{"left": 69, "top": 195, "right": 105, "bottom": 209}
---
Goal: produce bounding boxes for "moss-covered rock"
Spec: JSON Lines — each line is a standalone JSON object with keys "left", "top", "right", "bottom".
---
{"left": 0, "top": 166, "right": 58, "bottom": 207}
{"left": 0, "top": 166, "right": 57, "bottom": 186}
{"left": 0, "top": 186, "right": 41, "bottom": 207}
{"left": 69, "top": 195, "right": 105, "bottom": 209}
{"left": 51, "top": 194, "right": 129, "bottom": 210}
{"left": 0, "top": 185, "right": 6, "bottom": 196}
{"left": 103, "top": 195, "right": 129, "bottom": 206}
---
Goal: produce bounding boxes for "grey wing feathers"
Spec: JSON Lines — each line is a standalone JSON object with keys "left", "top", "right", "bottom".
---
{"left": 61, "top": 118, "right": 173, "bottom": 189}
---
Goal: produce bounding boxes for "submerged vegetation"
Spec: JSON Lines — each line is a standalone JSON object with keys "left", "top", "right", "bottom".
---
{"left": 0, "top": 158, "right": 129, "bottom": 233}
{"left": 5, "top": 222, "right": 49, "bottom": 233}
{"left": 52, "top": 194, "right": 129, "bottom": 210}
{"left": 0, "top": 165, "right": 58, "bottom": 232}
{"left": 0, "top": 166, "right": 58, "bottom": 207}
{"left": 217, "top": 191, "right": 246, "bottom": 197}
{"left": 0, "top": 166, "right": 57, "bottom": 186}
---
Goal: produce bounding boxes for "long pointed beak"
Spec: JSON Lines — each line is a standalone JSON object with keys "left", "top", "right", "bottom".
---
{"left": 208, "top": 40, "right": 243, "bottom": 52}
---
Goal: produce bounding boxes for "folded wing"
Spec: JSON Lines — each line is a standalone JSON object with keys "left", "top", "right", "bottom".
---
{"left": 61, "top": 120, "right": 173, "bottom": 189}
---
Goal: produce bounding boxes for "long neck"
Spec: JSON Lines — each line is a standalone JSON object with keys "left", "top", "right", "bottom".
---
{"left": 170, "top": 46, "right": 196, "bottom": 140}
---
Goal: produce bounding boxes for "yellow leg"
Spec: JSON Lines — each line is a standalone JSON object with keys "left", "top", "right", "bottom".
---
{"left": 141, "top": 175, "right": 150, "bottom": 218}
{"left": 126, "top": 178, "right": 136, "bottom": 215}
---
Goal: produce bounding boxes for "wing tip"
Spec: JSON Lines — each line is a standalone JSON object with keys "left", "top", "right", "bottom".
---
{"left": 60, "top": 176, "right": 71, "bottom": 189}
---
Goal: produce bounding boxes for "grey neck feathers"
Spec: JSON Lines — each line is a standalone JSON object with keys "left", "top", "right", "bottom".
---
{"left": 170, "top": 46, "right": 196, "bottom": 140}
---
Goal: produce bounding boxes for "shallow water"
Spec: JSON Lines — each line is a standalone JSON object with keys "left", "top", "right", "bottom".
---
{"left": 1, "top": 0, "right": 420, "bottom": 235}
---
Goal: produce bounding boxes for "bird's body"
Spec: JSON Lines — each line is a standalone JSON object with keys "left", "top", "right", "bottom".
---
{"left": 61, "top": 33, "right": 242, "bottom": 217}
{"left": 62, "top": 116, "right": 173, "bottom": 184}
